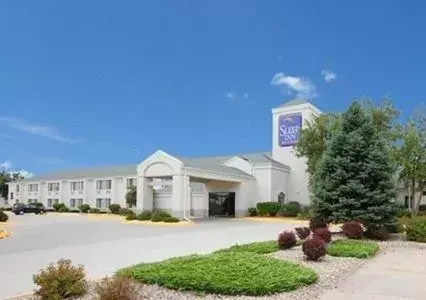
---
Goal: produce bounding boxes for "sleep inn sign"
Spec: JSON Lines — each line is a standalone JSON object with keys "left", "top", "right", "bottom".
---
{"left": 279, "top": 114, "right": 302, "bottom": 147}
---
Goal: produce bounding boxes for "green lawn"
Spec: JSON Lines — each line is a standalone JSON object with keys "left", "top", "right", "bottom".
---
{"left": 326, "top": 239, "right": 380, "bottom": 258}
{"left": 119, "top": 251, "right": 317, "bottom": 296}
{"left": 214, "top": 240, "right": 279, "bottom": 254}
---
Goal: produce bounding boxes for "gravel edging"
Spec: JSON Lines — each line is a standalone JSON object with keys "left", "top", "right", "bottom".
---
{"left": 8, "top": 238, "right": 425, "bottom": 300}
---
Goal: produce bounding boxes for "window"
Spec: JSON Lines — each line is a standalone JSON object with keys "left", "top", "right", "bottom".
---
{"left": 96, "top": 198, "right": 111, "bottom": 208}
{"left": 71, "top": 181, "right": 84, "bottom": 191}
{"left": 10, "top": 192, "right": 13, "bottom": 200}
{"left": 278, "top": 192, "right": 286, "bottom": 204}
{"left": 47, "top": 199, "right": 53, "bottom": 208}
{"left": 96, "top": 180, "right": 112, "bottom": 190}
{"left": 126, "top": 178, "right": 136, "bottom": 188}
{"left": 70, "top": 198, "right": 83, "bottom": 208}
{"left": 16, "top": 185, "right": 20, "bottom": 193}
{"left": 28, "top": 184, "right": 38, "bottom": 192}
{"left": 48, "top": 183, "right": 60, "bottom": 191}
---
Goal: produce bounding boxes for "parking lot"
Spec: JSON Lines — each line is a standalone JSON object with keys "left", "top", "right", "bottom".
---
{"left": 0, "top": 213, "right": 294, "bottom": 299}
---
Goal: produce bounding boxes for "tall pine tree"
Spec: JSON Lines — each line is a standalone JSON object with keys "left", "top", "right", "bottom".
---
{"left": 312, "top": 101, "right": 397, "bottom": 228}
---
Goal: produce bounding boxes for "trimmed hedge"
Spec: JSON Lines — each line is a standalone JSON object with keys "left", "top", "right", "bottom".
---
{"left": 342, "top": 221, "right": 364, "bottom": 239}
{"left": 256, "top": 202, "right": 282, "bottom": 216}
{"left": 277, "top": 231, "right": 297, "bottom": 249}
{"left": 406, "top": 217, "right": 426, "bottom": 243}
{"left": 327, "top": 239, "right": 379, "bottom": 258}
{"left": 164, "top": 217, "right": 180, "bottom": 223}
{"left": 302, "top": 238, "right": 326, "bottom": 261}
{"left": 247, "top": 207, "right": 257, "bottom": 216}
{"left": 78, "top": 204, "right": 91, "bottom": 213}
{"left": 280, "top": 201, "right": 302, "bottom": 217}
{"left": 109, "top": 204, "right": 121, "bottom": 214}
{"left": 120, "top": 252, "right": 317, "bottom": 296}
{"left": 137, "top": 211, "right": 152, "bottom": 221}
{"left": 0, "top": 210, "right": 8, "bottom": 222}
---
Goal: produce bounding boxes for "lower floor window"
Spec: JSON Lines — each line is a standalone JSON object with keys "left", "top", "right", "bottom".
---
{"left": 47, "top": 199, "right": 59, "bottom": 208}
{"left": 96, "top": 198, "right": 111, "bottom": 209}
{"left": 70, "top": 199, "right": 83, "bottom": 208}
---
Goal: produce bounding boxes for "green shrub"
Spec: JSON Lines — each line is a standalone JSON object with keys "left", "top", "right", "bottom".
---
{"left": 247, "top": 207, "right": 257, "bottom": 216}
{"left": 406, "top": 217, "right": 426, "bottom": 243}
{"left": 89, "top": 208, "right": 101, "bottom": 214}
{"left": 0, "top": 210, "right": 8, "bottom": 222}
{"left": 118, "top": 208, "right": 134, "bottom": 216}
{"left": 151, "top": 210, "right": 171, "bottom": 222}
{"left": 277, "top": 231, "right": 297, "bottom": 249}
{"left": 109, "top": 204, "right": 121, "bottom": 214}
{"left": 125, "top": 213, "right": 137, "bottom": 221}
{"left": 53, "top": 203, "right": 66, "bottom": 212}
{"left": 33, "top": 259, "right": 87, "bottom": 300}
{"left": 326, "top": 239, "right": 379, "bottom": 258}
{"left": 256, "top": 202, "right": 282, "bottom": 216}
{"left": 78, "top": 204, "right": 91, "bottom": 213}
{"left": 214, "top": 241, "right": 278, "bottom": 254}
{"left": 58, "top": 205, "right": 70, "bottom": 213}
{"left": 302, "top": 238, "right": 326, "bottom": 261}
{"left": 164, "top": 216, "right": 180, "bottom": 223}
{"left": 120, "top": 252, "right": 317, "bottom": 296}
{"left": 137, "top": 211, "right": 152, "bottom": 221}
{"left": 94, "top": 276, "right": 140, "bottom": 300}
{"left": 396, "top": 208, "right": 411, "bottom": 218}
{"left": 297, "top": 205, "right": 312, "bottom": 220}
{"left": 280, "top": 201, "right": 302, "bottom": 217}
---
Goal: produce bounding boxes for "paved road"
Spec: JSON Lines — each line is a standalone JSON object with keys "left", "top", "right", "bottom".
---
{"left": 0, "top": 213, "right": 293, "bottom": 299}
{"left": 320, "top": 246, "right": 426, "bottom": 300}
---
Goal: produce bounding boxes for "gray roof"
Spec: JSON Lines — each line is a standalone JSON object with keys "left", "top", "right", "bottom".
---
{"left": 19, "top": 152, "right": 288, "bottom": 182}
{"left": 279, "top": 98, "right": 311, "bottom": 107}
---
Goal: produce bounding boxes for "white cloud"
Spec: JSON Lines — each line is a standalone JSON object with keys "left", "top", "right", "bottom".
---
{"left": 0, "top": 160, "right": 12, "bottom": 170}
{"left": 271, "top": 73, "right": 318, "bottom": 99}
{"left": 321, "top": 69, "right": 337, "bottom": 82}
{"left": 243, "top": 93, "right": 249, "bottom": 100}
{"left": 225, "top": 92, "right": 236, "bottom": 101}
{"left": 0, "top": 117, "right": 83, "bottom": 144}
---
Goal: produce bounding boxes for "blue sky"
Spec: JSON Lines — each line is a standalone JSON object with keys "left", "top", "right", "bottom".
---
{"left": 0, "top": 0, "right": 425, "bottom": 175}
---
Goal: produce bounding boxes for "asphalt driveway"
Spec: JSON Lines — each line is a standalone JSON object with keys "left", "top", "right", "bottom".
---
{"left": 0, "top": 213, "right": 295, "bottom": 299}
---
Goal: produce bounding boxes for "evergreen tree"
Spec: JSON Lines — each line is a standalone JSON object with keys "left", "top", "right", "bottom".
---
{"left": 312, "top": 101, "right": 398, "bottom": 228}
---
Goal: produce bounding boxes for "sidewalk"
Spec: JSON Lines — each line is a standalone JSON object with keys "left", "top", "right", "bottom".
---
{"left": 320, "top": 246, "right": 426, "bottom": 300}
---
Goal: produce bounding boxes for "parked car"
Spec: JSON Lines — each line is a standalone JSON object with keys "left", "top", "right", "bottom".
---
{"left": 12, "top": 203, "right": 46, "bottom": 215}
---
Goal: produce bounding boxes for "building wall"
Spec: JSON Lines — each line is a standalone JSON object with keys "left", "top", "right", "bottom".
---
{"left": 271, "top": 103, "right": 321, "bottom": 205}
{"left": 7, "top": 175, "right": 137, "bottom": 210}
{"left": 270, "top": 166, "right": 289, "bottom": 203}
{"left": 252, "top": 167, "right": 272, "bottom": 202}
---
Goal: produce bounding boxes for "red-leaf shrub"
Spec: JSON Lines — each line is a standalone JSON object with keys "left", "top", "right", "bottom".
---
{"left": 302, "top": 238, "right": 326, "bottom": 261}
{"left": 342, "top": 221, "right": 364, "bottom": 239}
{"left": 277, "top": 231, "right": 297, "bottom": 249}
{"left": 295, "top": 227, "right": 311, "bottom": 240}
{"left": 309, "top": 218, "right": 328, "bottom": 232}
{"left": 365, "top": 226, "right": 389, "bottom": 241}
{"left": 313, "top": 227, "right": 331, "bottom": 244}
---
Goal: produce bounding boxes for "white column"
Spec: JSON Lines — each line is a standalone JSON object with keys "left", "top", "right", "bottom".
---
{"left": 137, "top": 176, "right": 153, "bottom": 211}
{"left": 172, "top": 174, "right": 190, "bottom": 218}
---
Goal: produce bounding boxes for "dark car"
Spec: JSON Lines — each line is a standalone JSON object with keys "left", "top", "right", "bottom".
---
{"left": 12, "top": 203, "right": 45, "bottom": 215}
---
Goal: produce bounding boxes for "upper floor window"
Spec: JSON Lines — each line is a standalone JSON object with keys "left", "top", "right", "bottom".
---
{"left": 16, "top": 185, "right": 20, "bottom": 192}
{"left": 126, "top": 178, "right": 136, "bottom": 188}
{"left": 48, "top": 182, "right": 60, "bottom": 191}
{"left": 71, "top": 181, "right": 84, "bottom": 191}
{"left": 96, "top": 180, "right": 112, "bottom": 190}
{"left": 28, "top": 184, "right": 38, "bottom": 192}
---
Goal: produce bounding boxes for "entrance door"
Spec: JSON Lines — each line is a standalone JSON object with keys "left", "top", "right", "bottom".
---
{"left": 208, "top": 192, "right": 235, "bottom": 217}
